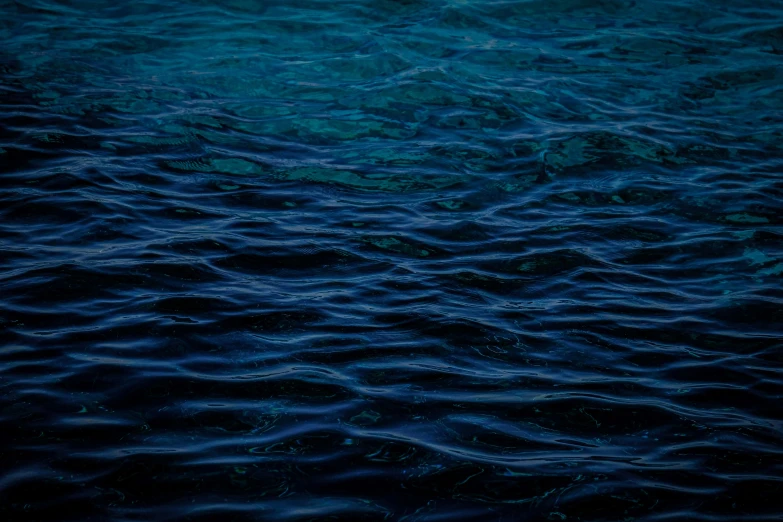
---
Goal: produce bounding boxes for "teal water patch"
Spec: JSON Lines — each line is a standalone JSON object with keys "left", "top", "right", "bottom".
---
{"left": 725, "top": 213, "right": 769, "bottom": 224}
{"left": 756, "top": 263, "right": 783, "bottom": 277}
{"left": 743, "top": 248, "right": 773, "bottom": 266}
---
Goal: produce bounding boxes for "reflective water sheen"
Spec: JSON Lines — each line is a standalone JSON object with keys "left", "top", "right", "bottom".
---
{"left": 1, "top": 0, "right": 783, "bottom": 520}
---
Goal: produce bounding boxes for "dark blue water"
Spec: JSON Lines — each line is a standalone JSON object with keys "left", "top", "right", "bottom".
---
{"left": 2, "top": 0, "right": 783, "bottom": 520}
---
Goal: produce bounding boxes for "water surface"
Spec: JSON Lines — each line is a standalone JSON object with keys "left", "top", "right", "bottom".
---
{"left": 1, "top": 0, "right": 783, "bottom": 520}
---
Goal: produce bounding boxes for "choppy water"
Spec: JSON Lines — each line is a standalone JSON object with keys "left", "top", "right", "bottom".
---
{"left": 2, "top": 0, "right": 783, "bottom": 520}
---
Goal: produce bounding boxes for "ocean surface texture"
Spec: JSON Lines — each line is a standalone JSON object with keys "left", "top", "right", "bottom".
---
{"left": 2, "top": 0, "right": 783, "bottom": 520}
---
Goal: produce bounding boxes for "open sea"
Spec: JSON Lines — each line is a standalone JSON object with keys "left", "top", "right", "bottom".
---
{"left": 1, "top": 0, "right": 783, "bottom": 520}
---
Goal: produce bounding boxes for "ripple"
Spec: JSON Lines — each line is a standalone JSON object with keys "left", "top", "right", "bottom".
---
{"left": 1, "top": 0, "right": 783, "bottom": 521}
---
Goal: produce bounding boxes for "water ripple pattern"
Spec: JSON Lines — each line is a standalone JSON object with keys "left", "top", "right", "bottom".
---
{"left": 1, "top": 0, "right": 783, "bottom": 520}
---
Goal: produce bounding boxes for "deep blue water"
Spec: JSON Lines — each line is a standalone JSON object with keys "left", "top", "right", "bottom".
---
{"left": 1, "top": 0, "right": 783, "bottom": 520}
